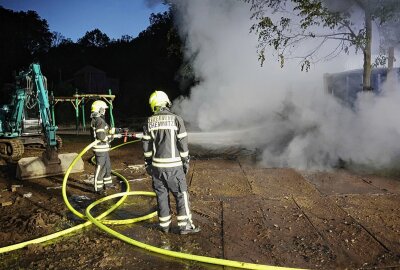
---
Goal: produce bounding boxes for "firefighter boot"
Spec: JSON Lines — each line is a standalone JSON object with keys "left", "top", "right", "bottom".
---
{"left": 160, "top": 227, "right": 170, "bottom": 233}
{"left": 179, "top": 222, "right": 200, "bottom": 235}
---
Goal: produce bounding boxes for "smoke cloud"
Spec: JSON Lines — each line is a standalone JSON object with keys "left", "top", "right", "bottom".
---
{"left": 170, "top": 0, "right": 400, "bottom": 171}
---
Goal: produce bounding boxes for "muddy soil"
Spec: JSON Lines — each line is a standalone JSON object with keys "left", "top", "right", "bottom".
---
{"left": 0, "top": 134, "right": 399, "bottom": 270}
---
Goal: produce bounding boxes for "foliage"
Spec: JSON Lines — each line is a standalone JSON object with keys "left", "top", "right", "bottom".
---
{"left": 77, "top": 29, "right": 110, "bottom": 48}
{"left": 374, "top": 7, "right": 400, "bottom": 67}
{"left": 245, "top": 0, "right": 400, "bottom": 72}
{"left": 0, "top": 5, "right": 189, "bottom": 118}
{"left": 0, "top": 6, "right": 52, "bottom": 87}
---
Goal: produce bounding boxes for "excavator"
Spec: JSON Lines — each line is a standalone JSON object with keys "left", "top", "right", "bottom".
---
{"left": 0, "top": 63, "right": 84, "bottom": 179}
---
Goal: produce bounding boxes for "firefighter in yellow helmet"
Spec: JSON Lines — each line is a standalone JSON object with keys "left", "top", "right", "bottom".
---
{"left": 90, "top": 100, "right": 115, "bottom": 195}
{"left": 142, "top": 90, "right": 200, "bottom": 234}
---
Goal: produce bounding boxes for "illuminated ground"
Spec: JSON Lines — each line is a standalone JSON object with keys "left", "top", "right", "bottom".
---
{"left": 0, "top": 135, "right": 399, "bottom": 269}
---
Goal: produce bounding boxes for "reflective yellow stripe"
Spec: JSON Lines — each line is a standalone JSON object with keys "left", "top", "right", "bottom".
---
{"left": 142, "top": 135, "right": 152, "bottom": 140}
{"left": 171, "top": 128, "right": 175, "bottom": 158}
{"left": 94, "top": 144, "right": 109, "bottom": 148}
{"left": 153, "top": 157, "right": 181, "bottom": 163}
{"left": 183, "top": 192, "right": 192, "bottom": 223}
{"left": 149, "top": 126, "right": 178, "bottom": 131}
{"left": 96, "top": 129, "right": 105, "bottom": 132}
{"left": 180, "top": 151, "right": 189, "bottom": 158}
{"left": 144, "top": 152, "right": 153, "bottom": 157}
{"left": 152, "top": 161, "right": 183, "bottom": 168}
{"left": 177, "top": 215, "right": 188, "bottom": 221}
{"left": 160, "top": 220, "right": 171, "bottom": 227}
{"left": 94, "top": 165, "right": 101, "bottom": 191}
{"left": 159, "top": 215, "right": 171, "bottom": 222}
{"left": 177, "top": 132, "right": 187, "bottom": 139}
{"left": 93, "top": 148, "right": 110, "bottom": 152}
{"left": 178, "top": 221, "right": 187, "bottom": 226}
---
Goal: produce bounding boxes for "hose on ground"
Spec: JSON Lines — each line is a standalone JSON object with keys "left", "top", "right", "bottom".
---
{"left": 0, "top": 139, "right": 301, "bottom": 270}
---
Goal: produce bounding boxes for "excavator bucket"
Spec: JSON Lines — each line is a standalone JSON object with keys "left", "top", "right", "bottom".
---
{"left": 16, "top": 152, "right": 84, "bottom": 180}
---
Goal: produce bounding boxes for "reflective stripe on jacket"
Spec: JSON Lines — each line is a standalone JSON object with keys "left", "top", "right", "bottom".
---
{"left": 90, "top": 114, "right": 110, "bottom": 153}
{"left": 142, "top": 108, "right": 189, "bottom": 168}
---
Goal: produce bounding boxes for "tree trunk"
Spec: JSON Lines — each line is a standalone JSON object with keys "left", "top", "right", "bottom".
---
{"left": 362, "top": 8, "right": 372, "bottom": 91}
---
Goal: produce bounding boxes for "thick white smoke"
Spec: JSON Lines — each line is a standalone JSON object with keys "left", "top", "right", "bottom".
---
{"left": 170, "top": 0, "right": 400, "bottom": 170}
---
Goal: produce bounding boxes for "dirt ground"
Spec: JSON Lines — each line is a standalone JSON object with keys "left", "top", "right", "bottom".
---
{"left": 0, "top": 134, "right": 399, "bottom": 270}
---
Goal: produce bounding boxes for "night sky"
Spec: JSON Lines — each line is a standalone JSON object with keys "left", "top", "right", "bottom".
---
{"left": 0, "top": 0, "right": 168, "bottom": 41}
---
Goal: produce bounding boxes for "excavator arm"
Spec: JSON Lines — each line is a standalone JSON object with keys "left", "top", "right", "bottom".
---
{"left": 31, "top": 64, "right": 58, "bottom": 149}
{"left": 29, "top": 63, "right": 60, "bottom": 164}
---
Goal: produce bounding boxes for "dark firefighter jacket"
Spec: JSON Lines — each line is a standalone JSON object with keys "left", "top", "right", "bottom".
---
{"left": 142, "top": 108, "right": 189, "bottom": 168}
{"left": 90, "top": 113, "right": 110, "bottom": 153}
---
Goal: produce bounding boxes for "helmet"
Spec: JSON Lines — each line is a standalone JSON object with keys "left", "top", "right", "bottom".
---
{"left": 91, "top": 100, "right": 108, "bottom": 115}
{"left": 149, "top": 90, "right": 171, "bottom": 112}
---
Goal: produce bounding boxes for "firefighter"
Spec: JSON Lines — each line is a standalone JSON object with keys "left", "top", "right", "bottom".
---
{"left": 142, "top": 90, "right": 200, "bottom": 234}
{"left": 90, "top": 100, "right": 115, "bottom": 195}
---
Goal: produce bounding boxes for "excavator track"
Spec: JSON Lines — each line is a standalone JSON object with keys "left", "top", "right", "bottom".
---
{"left": 0, "top": 139, "right": 25, "bottom": 161}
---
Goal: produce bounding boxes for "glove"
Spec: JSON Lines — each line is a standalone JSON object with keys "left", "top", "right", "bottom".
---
{"left": 109, "top": 127, "right": 116, "bottom": 135}
{"left": 107, "top": 135, "right": 114, "bottom": 143}
{"left": 145, "top": 159, "right": 153, "bottom": 175}
{"left": 182, "top": 156, "right": 190, "bottom": 174}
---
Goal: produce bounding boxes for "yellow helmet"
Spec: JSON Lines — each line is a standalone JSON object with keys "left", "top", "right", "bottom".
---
{"left": 91, "top": 100, "right": 108, "bottom": 115}
{"left": 149, "top": 90, "right": 171, "bottom": 112}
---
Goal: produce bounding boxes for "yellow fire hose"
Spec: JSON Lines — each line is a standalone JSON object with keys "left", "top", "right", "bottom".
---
{"left": 0, "top": 139, "right": 302, "bottom": 270}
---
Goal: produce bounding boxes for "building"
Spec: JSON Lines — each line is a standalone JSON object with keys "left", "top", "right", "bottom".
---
{"left": 72, "top": 65, "right": 119, "bottom": 94}
{"left": 324, "top": 67, "right": 400, "bottom": 106}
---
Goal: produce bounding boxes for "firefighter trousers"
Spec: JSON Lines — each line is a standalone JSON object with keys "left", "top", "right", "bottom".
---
{"left": 151, "top": 167, "right": 193, "bottom": 228}
{"left": 94, "top": 152, "right": 112, "bottom": 191}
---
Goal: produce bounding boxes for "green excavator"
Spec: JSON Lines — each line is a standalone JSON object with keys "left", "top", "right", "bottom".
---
{"left": 0, "top": 63, "right": 83, "bottom": 179}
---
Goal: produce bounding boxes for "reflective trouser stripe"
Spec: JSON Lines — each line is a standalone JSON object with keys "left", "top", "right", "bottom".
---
{"left": 94, "top": 165, "right": 102, "bottom": 191}
{"left": 103, "top": 176, "right": 112, "bottom": 185}
{"left": 152, "top": 169, "right": 194, "bottom": 228}
{"left": 177, "top": 215, "right": 188, "bottom": 227}
{"left": 94, "top": 153, "right": 111, "bottom": 191}
{"left": 177, "top": 191, "right": 192, "bottom": 227}
{"left": 159, "top": 215, "right": 172, "bottom": 228}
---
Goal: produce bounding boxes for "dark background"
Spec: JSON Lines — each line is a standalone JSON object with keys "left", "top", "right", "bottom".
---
{"left": 0, "top": 5, "right": 195, "bottom": 123}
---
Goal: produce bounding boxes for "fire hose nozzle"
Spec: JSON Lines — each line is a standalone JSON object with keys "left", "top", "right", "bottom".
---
{"left": 109, "top": 132, "right": 144, "bottom": 140}
{"left": 132, "top": 132, "right": 143, "bottom": 139}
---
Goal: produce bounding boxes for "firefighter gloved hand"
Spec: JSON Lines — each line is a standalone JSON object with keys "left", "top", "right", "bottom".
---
{"left": 182, "top": 157, "right": 190, "bottom": 174}
{"left": 107, "top": 135, "right": 114, "bottom": 143}
{"left": 145, "top": 159, "right": 153, "bottom": 175}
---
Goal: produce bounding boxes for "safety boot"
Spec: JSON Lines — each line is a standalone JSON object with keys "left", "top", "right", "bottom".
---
{"left": 159, "top": 226, "right": 170, "bottom": 233}
{"left": 104, "top": 184, "right": 116, "bottom": 190}
{"left": 179, "top": 223, "right": 200, "bottom": 235}
{"left": 95, "top": 188, "right": 107, "bottom": 196}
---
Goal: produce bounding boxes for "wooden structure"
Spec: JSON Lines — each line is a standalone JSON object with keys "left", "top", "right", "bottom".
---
{"left": 51, "top": 89, "right": 115, "bottom": 133}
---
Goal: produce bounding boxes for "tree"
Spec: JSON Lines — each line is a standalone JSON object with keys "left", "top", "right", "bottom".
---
{"left": 376, "top": 11, "right": 400, "bottom": 68}
{"left": 77, "top": 29, "right": 110, "bottom": 48}
{"left": 245, "top": 0, "right": 400, "bottom": 91}
{"left": 51, "top": 31, "right": 72, "bottom": 47}
{"left": 0, "top": 6, "right": 52, "bottom": 88}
